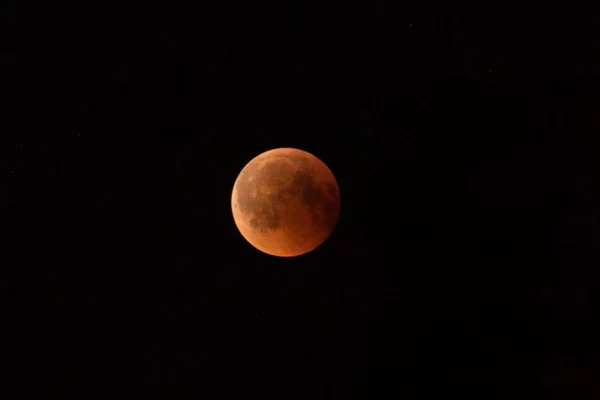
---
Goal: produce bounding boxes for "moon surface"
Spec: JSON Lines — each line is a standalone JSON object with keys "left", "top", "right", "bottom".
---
{"left": 231, "top": 148, "right": 341, "bottom": 257}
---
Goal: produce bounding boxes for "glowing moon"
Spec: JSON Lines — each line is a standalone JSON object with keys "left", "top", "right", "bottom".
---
{"left": 231, "top": 148, "right": 341, "bottom": 257}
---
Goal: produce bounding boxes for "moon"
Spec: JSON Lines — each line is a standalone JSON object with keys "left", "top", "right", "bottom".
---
{"left": 231, "top": 147, "right": 341, "bottom": 257}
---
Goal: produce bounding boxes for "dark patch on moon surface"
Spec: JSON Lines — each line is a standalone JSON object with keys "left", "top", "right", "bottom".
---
{"left": 288, "top": 169, "right": 338, "bottom": 231}
{"left": 326, "top": 183, "right": 338, "bottom": 198}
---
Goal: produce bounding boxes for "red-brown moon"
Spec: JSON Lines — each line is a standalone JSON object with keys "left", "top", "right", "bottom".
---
{"left": 231, "top": 148, "right": 341, "bottom": 257}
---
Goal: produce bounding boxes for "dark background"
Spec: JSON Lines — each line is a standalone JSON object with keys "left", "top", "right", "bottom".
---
{"left": 3, "top": 4, "right": 600, "bottom": 398}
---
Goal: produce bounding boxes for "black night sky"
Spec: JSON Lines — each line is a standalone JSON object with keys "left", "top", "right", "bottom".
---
{"left": 4, "top": 4, "right": 600, "bottom": 398}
